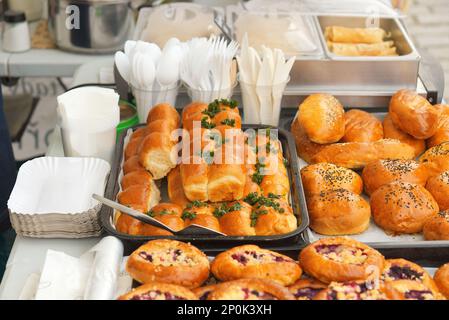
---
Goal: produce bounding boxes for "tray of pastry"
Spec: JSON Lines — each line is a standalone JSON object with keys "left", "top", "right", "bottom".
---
{"left": 100, "top": 101, "right": 309, "bottom": 250}
{"left": 119, "top": 237, "right": 449, "bottom": 300}
{"left": 282, "top": 90, "right": 449, "bottom": 252}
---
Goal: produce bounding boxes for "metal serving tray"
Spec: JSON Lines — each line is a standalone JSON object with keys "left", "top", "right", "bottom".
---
{"left": 279, "top": 106, "right": 449, "bottom": 260}
{"left": 100, "top": 122, "right": 309, "bottom": 253}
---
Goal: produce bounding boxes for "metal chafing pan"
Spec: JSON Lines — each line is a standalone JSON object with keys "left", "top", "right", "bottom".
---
{"left": 99, "top": 121, "right": 309, "bottom": 253}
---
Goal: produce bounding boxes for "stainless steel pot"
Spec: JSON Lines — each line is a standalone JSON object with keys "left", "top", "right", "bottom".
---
{"left": 48, "top": 0, "right": 135, "bottom": 54}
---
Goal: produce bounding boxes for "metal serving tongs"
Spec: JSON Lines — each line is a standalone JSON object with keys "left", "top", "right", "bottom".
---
{"left": 92, "top": 194, "right": 226, "bottom": 236}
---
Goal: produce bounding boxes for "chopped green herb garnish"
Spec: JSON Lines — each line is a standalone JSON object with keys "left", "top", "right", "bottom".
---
{"left": 250, "top": 209, "right": 268, "bottom": 227}
{"left": 181, "top": 211, "right": 197, "bottom": 220}
{"left": 244, "top": 192, "right": 260, "bottom": 205}
{"left": 186, "top": 201, "right": 207, "bottom": 209}
{"left": 213, "top": 202, "right": 243, "bottom": 218}
{"left": 201, "top": 117, "right": 216, "bottom": 129}
{"left": 221, "top": 118, "right": 236, "bottom": 127}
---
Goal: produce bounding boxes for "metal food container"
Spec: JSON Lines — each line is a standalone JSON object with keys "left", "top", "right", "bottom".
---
{"left": 100, "top": 123, "right": 309, "bottom": 253}
{"left": 48, "top": 0, "right": 135, "bottom": 53}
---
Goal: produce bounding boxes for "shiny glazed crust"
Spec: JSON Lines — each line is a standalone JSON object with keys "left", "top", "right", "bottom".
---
{"left": 118, "top": 282, "right": 197, "bottom": 300}
{"left": 341, "top": 109, "right": 384, "bottom": 142}
{"left": 126, "top": 240, "right": 210, "bottom": 289}
{"left": 426, "top": 104, "right": 449, "bottom": 148}
{"left": 389, "top": 89, "right": 439, "bottom": 139}
{"left": 423, "top": 211, "right": 449, "bottom": 240}
{"left": 297, "top": 93, "right": 345, "bottom": 144}
{"left": 362, "top": 159, "right": 428, "bottom": 195}
{"left": 211, "top": 245, "right": 302, "bottom": 286}
{"left": 383, "top": 114, "right": 425, "bottom": 157}
{"left": 434, "top": 263, "right": 449, "bottom": 299}
{"left": 371, "top": 181, "right": 439, "bottom": 234}
{"left": 206, "top": 278, "right": 295, "bottom": 300}
{"left": 299, "top": 237, "right": 385, "bottom": 284}
{"left": 426, "top": 171, "right": 449, "bottom": 211}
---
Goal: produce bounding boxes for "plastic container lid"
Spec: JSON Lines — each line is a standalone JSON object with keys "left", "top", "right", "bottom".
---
{"left": 4, "top": 10, "right": 27, "bottom": 23}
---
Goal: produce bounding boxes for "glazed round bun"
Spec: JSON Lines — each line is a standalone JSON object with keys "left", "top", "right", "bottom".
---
{"left": 123, "top": 155, "right": 146, "bottom": 175}
{"left": 211, "top": 245, "right": 302, "bottom": 286}
{"left": 426, "top": 104, "right": 449, "bottom": 148}
{"left": 297, "top": 93, "right": 345, "bottom": 144}
{"left": 218, "top": 201, "right": 256, "bottom": 236}
{"left": 206, "top": 278, "right": 295, "bottom": 300}
{"left": 423, "top": 210, "right": 449, "bottom": 240}
{"left": 381, "top": 258, "right": 439, "bottom": 294}
{"left": 299, "top": 237, "right": 385, "bottom": 284}
{"left": 314, "top": 280, "right": 387, "bottom": 300}
{"left": 290, "top": 116, "right": 329, "bottom": 163}
{"left": 341, "top": 109, "right": 383, "bottom": 142}
{"left": 362, "top": 159, "right": 428, "bottom": 195}
{"left": 419, "top": 143, "right": 449, "bottom": 178}
{"left": 301, "top": 163, "right": 363, "bottom": 196}
{"left": 121, "top": 170, "right": 153, "bottom": 191}
{"left": 253, "top": 200, "right": 297, "bottom": 236}
{"left": 126, "top": 239, "right": 210, "bottom": 289}
{"left": 118, "top": 282, "right": 197, "bottom": 300}
{"left": 434, "top": 263, "right": 449, "bottom": 299}
{"left": 420, "top": 142, "right": 449, "bottom": 163}
{"left": 389, "top": 89, "right": 439, "bottom": 139}
{"left": 146, "top": 103, "right": 180, "bottom": 127}
{"left": 371, "top": 181, "right": 439, "bottom": 234}
{"left": 183, "top": 214, "right": 221, "bottom": 233}
{"left": 124, "top": 136, "right": 143, "bottom": 160}
{"left": 288, "top": 279, "right": 327, "bottom": 300}
{"left": 382, "top": 114, "right": 425, "bottom": 157}
{"left": 383, "top": 280, "right": 443, "bottom": 300}
{"left": 307, "top": 189, "right": 371, "bottom": 235}
{"left": 117, "top": 183, "right": 160, "bottom": 213}
{"left": 426, "top": 171, "right": 449, "bottom": 211}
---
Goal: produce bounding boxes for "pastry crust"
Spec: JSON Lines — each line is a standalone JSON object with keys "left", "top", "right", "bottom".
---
{"left": 288, "top": 279, "right": 327, "bottom": 300}
{"left": 383, "top": 280, "right": 444, "bottom": 300}
{"left": 426, "top": 171, "right": 449, "bottom": 211}
{"left": 341, "top": 109, "right": 383, "bottom": 142}
{"left": 371, "top": 181, "right": 439, "bottom": 234}
{"left": 434, "top": 263, "right": 449, "bottom": 299}
{"left": 383, "top": 114, "right": 425, "bottom": 157}
{"left": 314, "top": 280, "right": 387, "bottom": 300}
{"left": 301, "top": 163, "right": 363, "bottom": 196}
{"left": 211, "top": 245, "right": 302, "bottom": 286}
{"left": 426, "top": 104, "right": 449, "bottom": 148}
{"left": 299, "top": 237, "right": 385, "bottom": 284}
{"left": 311, "top": 139, "right": 416, "bottom": 170}
{"left": 297, "top": 93, "right": 345, "bottom": 144}
{"left": 193, "top": 284, "right": 224, "bottom": 300}
{"left": 362, "top": 159, "right": 428, "bottom": 195}
{"left": 420, "top": 143, "right": 449, "bottom": 178}
{"left": 325, "top": 26, "right": 386, "bottom": 44}
{"left": 207, "top": 278, "right": 295, "bottom": 300}
{"left": 119, "top": 282, "right": 197, "bottom": 300}
{"left": 307, "top": 189, "right": 371, "bottom": 235}
{"left": 389, "top": 89, "right": 439, "bottom": 139}
{"left": 423, "top": 210, "right": 449, "bottom": 240}
{"left": 290, "top": 116, "right": 329, "bottom": 163}
{"left": 126, "top": 239, "right": 210, "bottom": 289}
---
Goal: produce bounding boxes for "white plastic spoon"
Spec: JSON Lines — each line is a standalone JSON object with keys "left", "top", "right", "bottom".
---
{"left": 114, "top": 51, "right": 130, "bottom": 83}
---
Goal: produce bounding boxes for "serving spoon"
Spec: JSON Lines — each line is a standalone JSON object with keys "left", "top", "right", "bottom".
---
{"left": 93, "top": 194, "right": 225, "bottom": 236}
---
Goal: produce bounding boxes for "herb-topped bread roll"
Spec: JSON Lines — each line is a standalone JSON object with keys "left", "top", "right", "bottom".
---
{"left": 126, "top": 239, "right": 210, "bottom": 289}
{"left": 211, "top": 245, "right": 302, "bottom": 286}
{"left": 389, "top": 89, "right": 439, "bottom": 139}
{"left": 297, "top": 93, "right": 345, "bottom": 144}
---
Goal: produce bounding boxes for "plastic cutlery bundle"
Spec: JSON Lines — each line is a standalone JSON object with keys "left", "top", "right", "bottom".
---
{"left": 114, "top": 39, "right": 183, "bottom": 123}
{"left": 180, "top": 36, "right": 239, "bottom": 102}
{"left": 237, "top": 33, "right": 295, "bottom": 126}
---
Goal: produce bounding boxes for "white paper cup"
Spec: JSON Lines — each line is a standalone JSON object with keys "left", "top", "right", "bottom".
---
{"left": 132, "top": 82, "right": 180, "bottom": 123}
{"left": 184, "top": 82, "right": 237, "bottom": 103}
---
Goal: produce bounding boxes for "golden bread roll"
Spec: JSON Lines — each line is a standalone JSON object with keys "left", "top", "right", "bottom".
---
{"left": 434, "top": 263, "right": 449, "bottom": 299}
{"left": 139, "top": 131, "right": 178, "bottom": 180}
{"left": 119, "top": 282, "right": 198, "bottom": 300}
{"left": 167, "top": 166, "right": 190, "bottom": 208}
{"left": 311, "top": 139, "right": 415, "bottom": 169}
{"left": 288, "top": 279, "right": 327, "bottom": 300}
{"left": 307, "top": 189, "right": 371, "bottom": 235}
{"left": 325, "top": 26, "right": 386, "bottom": 44}
{"left": 182, "top": 102, "right": 208, "bottom": 132}
{"left": 126, "top": 240, "right": 210, "bottom": 288}
{"left": 206, "top": 278, "right": 295, "bottom": 300}
{"left": 207, "top": 163, "right": 246, "bottom": 202}
{"left": 290, "top": 115, "right": 329, "bottom": 163}
{"left": 389, "top": 89, "right": 439, "bottom": 139}
{"left": 218, "top": 201, "right": 255, "bottom": 236}
{"left": 210, "top": 245, "right": 302, "bottom": 286}
{"left": 117, "top": 183, "right": 161, "bottom": 213}
{"left": 383, "top": 114, "right": 425, "bottom": 157}
{"left": 130, "top": 127, "right": 147, "bottom": 141}
{"left": 314, "top": 280, "right": 387, "bottom": 300}
{"left": 362, "top": 159, "right": 428, "bottom": 195}
{"left": 301, "top": 163, "right": 363, "bottom": 196}
{"left": 123, "top": 155, "right": 146, "bottom": 175}
{"left": 180, "top": 156, "right": 209, "bottom": 201}
{"left": 146, "top": 119, "right": 178, "bottom": 136}
{"left": 297, "top": 93, "right": 345, "bottom": 144}
{"left": 427, "top": 104, "right": 449, "bottom": 148}
{"left": 426, "top": 171, "right": 449, "bottom": 211}
{"left": 419, "top": 143, "right": 449, "bottom": 178}
{"left": 299, "top": 237, "right": 385, "bottom": 284}
{"left": 183, "top": 213, "right": 221, "bottom": 233}
{"left": 260, "top": 169, "right": 290, "bottom": 200}
{"left": 423, "top": 211, "right": 449, "bottom": 241}
{"left": 124, "top": 136, "right": 143, "bottom": 160}
{"left": 341, "top": 109, "right": 383, "bottom": 142}
{"left": 212, "top": 110, "right": 242, "bottom": 129}
{"left": 146, "top": 103, "right": 180, "bottom": 127}
{"left": 253, "top": 200, "right": 297, "bottom": 236}
{"left": 121, "top": 170, "right": 153, "bottom": 191}
{"left": 370, "top": 181, "right": 439, "bottom": 234}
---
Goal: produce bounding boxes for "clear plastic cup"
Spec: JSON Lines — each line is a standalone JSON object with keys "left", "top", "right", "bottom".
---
{"left": 239, "top": 77, "right": 290, "bottom": 126}
{"left": 184, "top": 81, "right": 238, "bottom": 103}
{"left": 131, "top": 82, "right": 180, "bottom": 123}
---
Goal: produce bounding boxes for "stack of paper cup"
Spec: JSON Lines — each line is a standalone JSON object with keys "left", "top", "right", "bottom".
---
{"left": 57, "top": 87, "right": 120, "bottom": 164}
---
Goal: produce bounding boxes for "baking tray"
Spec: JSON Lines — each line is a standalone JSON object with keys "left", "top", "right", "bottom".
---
{"left": 100, "top": 122, "right": 309, "bottom": 252}
{"left": 280, "top": 107, "right": 449, "bottom": 258}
